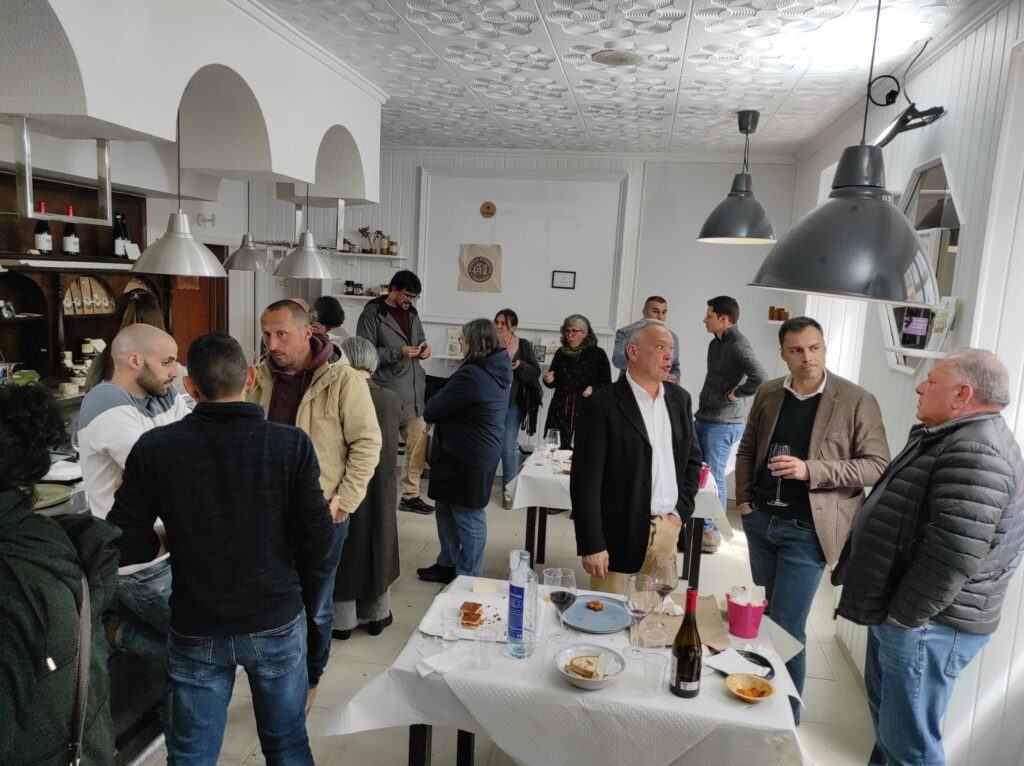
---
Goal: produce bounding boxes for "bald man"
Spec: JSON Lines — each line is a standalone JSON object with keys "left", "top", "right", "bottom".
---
{"left": 79, "top": 324, "right": 190, "bottom": 660}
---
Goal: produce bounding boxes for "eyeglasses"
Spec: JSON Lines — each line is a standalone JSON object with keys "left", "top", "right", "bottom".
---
{"left": 563, "top": 328, "right": 585, "bottom": 336}
{"left": 399, "top": 290, "right": 420, "bottom": 301}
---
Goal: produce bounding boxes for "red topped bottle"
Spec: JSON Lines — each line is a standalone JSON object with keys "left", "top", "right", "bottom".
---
{"left": 34, "top": 201, "right": 52, "bottom": 254}
{"left": 670, "top": 587, "right": 702, "bottom": 698}
{"left": 63, "top": 205, "right": 79, "bottom": 256}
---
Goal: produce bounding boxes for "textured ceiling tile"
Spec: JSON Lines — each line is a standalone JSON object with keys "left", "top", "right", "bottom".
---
{"left": 562, "top": 40, "right": 684, "bottom": 74}
{"left": 571, "top": 73, "right": 678, "bottom": 102}
{"left": 545, "top": 0, "right": 691, "bottom": 39}
{"left": 690, "top": 0, "right": 852, "bottom": 37}
{"left": 405, "top": 0, "right": 541, "bottom": 39}
{"left": 471, "top": 74, "right": 572, "bottom": 101}
{"left": 443, "top": 41, "right": 558, "bottom": 73}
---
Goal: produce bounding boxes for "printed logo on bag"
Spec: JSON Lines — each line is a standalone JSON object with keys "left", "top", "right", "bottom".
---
{"left": 467, "top": 256, "right": 494, "bottom": 283}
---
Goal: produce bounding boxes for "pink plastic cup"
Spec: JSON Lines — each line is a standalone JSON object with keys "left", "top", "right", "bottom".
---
{"left": 726, "top": 594, "right": 768, "bottom": 639}
{"left": 698, "top": 462, "right": 711, "bottom": 489}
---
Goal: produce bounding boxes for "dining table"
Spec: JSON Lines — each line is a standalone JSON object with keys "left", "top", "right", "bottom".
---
{"left": 321, "top": 575, "right": 809, "bottom": 766}
{"left": 507, "top": 452, "right": 733, "bottom": 589}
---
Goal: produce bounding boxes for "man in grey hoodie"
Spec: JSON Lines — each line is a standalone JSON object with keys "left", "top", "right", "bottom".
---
{"left": 694, "top": 296, "right": 767, "bottom": 552}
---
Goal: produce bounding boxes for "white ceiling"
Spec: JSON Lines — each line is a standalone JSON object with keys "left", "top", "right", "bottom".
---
{"left": 256, "top": 0, "right": 979, "bottom": 154}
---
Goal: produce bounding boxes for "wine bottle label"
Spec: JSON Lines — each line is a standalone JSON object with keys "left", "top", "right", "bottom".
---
{"left": 115, "top": 238, "right": 127, "bottom": 256}
{"left": 671, "top": 679, "right": 700, "bottom": 692}
{"left": 35, "top": 233, "right": 52, "bottom": 251}
{"left": 63, "top": 235, "right": 79, "bottom": 254}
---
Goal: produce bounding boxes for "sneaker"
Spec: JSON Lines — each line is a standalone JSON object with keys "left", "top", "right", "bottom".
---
{"left": 331, "top": 628, "right": 353, "bottom": 640}
{"left": 701, "top": 529, "right": 722, "bottom": 554}
{"left": 367, "top": 612, "right": 393, "bottom": 636}
{"left": 400, "top": 496, "right": 434, "bottom": 515}
{"left": 416, "top": 563, "right": 457, "bottom": 584}
{"left": 502, "top": 488, "right": 513, "bottom": 510}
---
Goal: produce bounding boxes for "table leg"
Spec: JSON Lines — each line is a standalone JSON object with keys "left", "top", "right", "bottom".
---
{"left": 456, "top": 730, "right": 475, "bottom": 766}
{"left": 536, "top": 508, "right": 548, "bottom": 565}
{"left": 682, "top": 518, "right": 702, "bottom": 591}
{"left": 525, "top": 507, "right": 537, "bottom": 567}
{"left": 408, "top": 724, "right": 432, "bottom": 766}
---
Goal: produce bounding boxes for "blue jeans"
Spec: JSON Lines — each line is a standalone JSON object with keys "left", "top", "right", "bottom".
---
{"left": 166, "top": 611, "right": 313, "bottom": 766}
{"left": 694, "top": 419, "right": 744, "bottom": 533}
{"left": 298, "top": 520, "right": 349, "bottom": 688}
{"left": 111, "top": 557, "right": 173, "bottom": 661}
{"left": 741, "top": 507, "right": 825, "bottom": 722}
{"left": 434, "top": 500, "right": 487, "bottom": 576}
{"left": 865, "top": 620, "right": 988, "bottom": 766}
{"left": 501, "top": 403, "right": 521, "bottom": 486}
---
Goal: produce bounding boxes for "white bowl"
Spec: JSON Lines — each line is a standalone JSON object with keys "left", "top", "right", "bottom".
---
{"left": 553, "top": 643, "right": 625, "bottom": 690}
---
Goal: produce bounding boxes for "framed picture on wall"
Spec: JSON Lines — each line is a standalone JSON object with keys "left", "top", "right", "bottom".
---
{"left": 551, "top": 270, "right": 576, "bottom": 290}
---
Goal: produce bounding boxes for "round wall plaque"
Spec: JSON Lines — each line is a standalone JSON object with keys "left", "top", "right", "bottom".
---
{"left": 480, "top": 201, "right": 496, "bottom": 218}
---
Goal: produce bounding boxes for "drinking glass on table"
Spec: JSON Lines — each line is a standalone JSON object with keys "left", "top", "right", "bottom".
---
{"left": 767, "top": 443, "right": 792, "bottom": 507}
{"left": 649, "top": 553, "right": 678, "bottom": 631}
{"left": 623, "top": 573, "right": 657, "bottom": 660}
{"left": 544, "top": 429, "right": 560, "bottom": 456}
{"left": 543, "top": 567, "right": 577, "bottom": 642}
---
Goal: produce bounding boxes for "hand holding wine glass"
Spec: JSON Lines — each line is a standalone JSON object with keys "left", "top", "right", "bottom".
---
{"left": 623, "top": 573, "right": 657, "bottom": 659}
{"left": 767, "top": 443, "right": 791, "bottom": 507}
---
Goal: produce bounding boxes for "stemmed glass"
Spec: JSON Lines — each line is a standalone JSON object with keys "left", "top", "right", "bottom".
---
{"left": 649, "top": 553, "right": 678, "bottom": 631}
{"left": 767, "top": 443, "right": 791, "bottom": 507}
{"left": 623, "top": 573, "right": 657, "bottom": 660}
{"left": 543, "top": 567, "right": 577, "bottom": 642}
{"left": 544, "top": 429, "right": 561, "bottom": 456}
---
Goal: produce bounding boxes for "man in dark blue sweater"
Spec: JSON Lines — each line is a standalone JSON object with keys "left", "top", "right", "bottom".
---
{"left": 109, "top": 333, "right": 334, "bottom": 766}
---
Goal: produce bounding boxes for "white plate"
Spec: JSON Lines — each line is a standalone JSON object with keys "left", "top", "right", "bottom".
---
{"left": 553, "top": 643, "right": 625, "bottom": 690}
{"left": 417, "top": 592, "right": 509, "bottom": 642}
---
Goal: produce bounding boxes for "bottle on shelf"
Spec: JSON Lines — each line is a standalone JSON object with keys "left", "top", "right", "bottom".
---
{"left": 670, "top": 587, "right": 702, "bottom": 698}
{"left": 900, "top": 307, "right": 932, "bottom": 350}
{"left": 62, "top": 205, "right": 80, "bottom": 256}
{"left": 34, "top": 202, "right": 53, "bottom": 254}
{"left": 505, "top": 549, "right": 538, "bottom": 659}
{"left": 113, "top": 213, "right": 130, "bottom": 258}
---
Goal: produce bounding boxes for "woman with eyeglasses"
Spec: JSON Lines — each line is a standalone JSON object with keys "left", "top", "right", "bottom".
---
{"left": 542, "top": 314, "right": 611, "bottom": 450}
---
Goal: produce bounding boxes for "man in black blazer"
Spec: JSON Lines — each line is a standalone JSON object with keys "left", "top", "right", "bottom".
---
{"left": 571, "top": 320, "right": 703, "bottom": 593}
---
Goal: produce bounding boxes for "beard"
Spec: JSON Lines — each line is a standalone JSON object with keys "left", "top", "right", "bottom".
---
{"left": 137, "top": 361, "right": 171, "bottom": 397}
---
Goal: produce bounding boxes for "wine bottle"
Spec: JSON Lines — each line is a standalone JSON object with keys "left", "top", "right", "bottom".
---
{"left": 62, "top": 205, "right": 80, "bottom": 256}
{"left": 670, "top": 587, "right": 702, "bottom": 698}
{"left": 34, "top": 202, "right": 53, "bottom": 254}
{"left": 113, "top": 213, "right": 129, "bottom": 258}
{"left": 900, "top": 307, "right": 931, "bottom": 350}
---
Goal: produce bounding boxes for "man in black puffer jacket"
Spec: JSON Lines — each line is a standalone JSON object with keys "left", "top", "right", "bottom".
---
{"left": 836, "top": 348, "right": 1024, "bottom": 766}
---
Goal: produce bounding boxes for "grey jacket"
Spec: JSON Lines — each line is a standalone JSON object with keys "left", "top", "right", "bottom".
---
{"left": 356, "top": 296, "right": 426, "bottom": 422}
{"left": 695, "top": 326, "right": 767, "bottom": 423}
{"left": 837, "top": 412, "right": 1024, "bottom": 634}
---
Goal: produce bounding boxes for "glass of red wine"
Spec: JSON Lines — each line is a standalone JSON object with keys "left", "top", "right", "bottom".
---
{"left": 543, "top": 567, "right": 577, "bottom": 642}
{"left": 767, "top": 443, "right": 791, "bottom": 507}
{"left": 624, "top": 573, "right": 657, "bottom": 660}
{"left": 649, "top": 553, "right": 678, "bottom": 631}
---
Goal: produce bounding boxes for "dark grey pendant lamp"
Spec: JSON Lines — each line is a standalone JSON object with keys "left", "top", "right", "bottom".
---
{"left": 749, "top": 0, "right": 939, "bottom": 307}
{"left": 698, "top": 110, "right": 775, "bottom": 244}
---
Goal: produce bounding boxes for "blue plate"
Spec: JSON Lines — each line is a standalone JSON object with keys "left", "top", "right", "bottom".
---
{"left": 561, "top": 595, "right": 631, "bottom": 634}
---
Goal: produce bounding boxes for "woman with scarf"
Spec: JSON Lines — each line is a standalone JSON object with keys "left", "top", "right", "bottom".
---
{"left": 542, "top": 314, "right": 611, "bottom": 450}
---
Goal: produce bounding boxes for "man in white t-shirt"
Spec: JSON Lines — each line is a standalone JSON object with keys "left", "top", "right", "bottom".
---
{"left": 79, "top": 324, "right": 190, "bottom": 659}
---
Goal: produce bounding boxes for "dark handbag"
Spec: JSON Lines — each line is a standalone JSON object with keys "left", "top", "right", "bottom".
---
{"left": 516, "top": 379, "right": 543, "bottom": 436}
{"left": 68, "top": 575, "right": 91, "bottom": 766}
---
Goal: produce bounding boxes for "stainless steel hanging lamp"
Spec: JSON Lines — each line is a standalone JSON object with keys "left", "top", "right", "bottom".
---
{"left": 224, "top": 181, "right": 269, "bottom": 272}
{"left": 274, "top": 185, "right": 332, "bottom": 279}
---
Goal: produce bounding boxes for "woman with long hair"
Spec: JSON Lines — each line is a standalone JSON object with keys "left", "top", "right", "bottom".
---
{"left": 542, "top": 313, "right": 610, "bottom": 449}
{"left": 494, "top": 308, "right": 541, "bottom": 508}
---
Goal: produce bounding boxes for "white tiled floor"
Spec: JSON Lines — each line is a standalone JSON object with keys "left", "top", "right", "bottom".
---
{"left": 139, "top": 490, "right": 875, "bottom": 765}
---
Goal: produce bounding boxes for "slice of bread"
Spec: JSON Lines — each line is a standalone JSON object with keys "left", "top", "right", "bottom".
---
{"left": 566, "top": 655, "right": 599, "bottom": 679}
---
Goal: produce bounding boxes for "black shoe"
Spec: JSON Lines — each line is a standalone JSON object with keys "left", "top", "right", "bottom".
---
{"left": 331, "top": 628, "right": 352, "bottom": 640}
{"left": 417, "top": 563, "right": 457, "bottom": 584}
{"left": 546, "top": 507, "right": 566, "bottom": 516}
{"left": 400, "top": 496, "right": 434, "bottom": 515}
{"left": 367, "top": 612, "right": 393, "bottom": 636}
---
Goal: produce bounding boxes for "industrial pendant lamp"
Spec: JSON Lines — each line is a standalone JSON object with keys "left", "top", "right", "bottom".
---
{"left": 274, "top": 185, "right": 332, "bottom": 279}
{"left": 224, "top": 181, "right": 269, "bottom": 271}
{"left": 749, "top": 0, "right": 938, "bottom": 307}
{"left": 698, "top": 110, "right": 775, "bottom": 244}
{"left": 134, "top": 112, "right": 227, "bottom": 278}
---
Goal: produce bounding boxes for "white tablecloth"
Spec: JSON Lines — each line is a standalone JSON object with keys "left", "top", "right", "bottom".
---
{"left": 322, "top": 577, "right": 808, "bottom": 766}
{"left": 509, "top": 457, "right": 733, "bottom": 541}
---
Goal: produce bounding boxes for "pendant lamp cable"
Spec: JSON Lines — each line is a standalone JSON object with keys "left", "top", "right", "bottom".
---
{"left": 742, "top": 130, "right": 750, "bottom": 174}
{"left": 861, "top": 0, "right": 884, "bottom": 145}
{"left": 176, "top": 110, "right": 182, "bottom": 209}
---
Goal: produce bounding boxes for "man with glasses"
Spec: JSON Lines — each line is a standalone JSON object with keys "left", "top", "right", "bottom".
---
{"left": 358, "top": 270, "right": 434, "bottom": 516}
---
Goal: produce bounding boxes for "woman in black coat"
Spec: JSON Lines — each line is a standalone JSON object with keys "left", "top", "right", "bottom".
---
{"left": 417, "top": 319, "right": 512, "bottom": 580}
{"left": 332, "top": 337, "right": 401, "bottom": 639}
{"left": 542, "top": 314, "right": 611, "bottom": 449}
{"left": 494, "top": 308, "right": 541, "bottom": 507}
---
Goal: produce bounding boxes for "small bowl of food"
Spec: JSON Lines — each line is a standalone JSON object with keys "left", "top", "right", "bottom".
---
{"left": 554, "top": 643, "right": 625, "bottom": 690}
{"left": 725, "top": 673, "right": 775, "bottom": 704}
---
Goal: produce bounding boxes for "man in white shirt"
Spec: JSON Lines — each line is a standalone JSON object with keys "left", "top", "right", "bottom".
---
{"left": 571, "top": 320, "right": 703, "bottom": 593}
{"left": 79, "top": 324, "right": 190, "bottom": 659}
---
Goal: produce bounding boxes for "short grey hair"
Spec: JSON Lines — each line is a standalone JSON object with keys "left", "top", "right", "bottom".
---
{"left": 339, "top": 336, "right": 379, "bottom": 375}
{"left": 942, "top": 347, "right": 1010, "bottom": 408}
{"left": 624, "top": 318, "right": 666, "bottom": 350}
{"left": 462, "top": 318, "right": 503, "bottom": 364}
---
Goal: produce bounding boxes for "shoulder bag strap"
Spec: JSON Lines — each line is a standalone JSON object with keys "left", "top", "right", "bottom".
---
{"left": 68, "top": 574, "right": 91, "bottom": 766}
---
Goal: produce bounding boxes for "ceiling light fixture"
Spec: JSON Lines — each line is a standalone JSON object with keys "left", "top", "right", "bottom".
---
{"left": 697, "top": 110, "right": 775, "bottom": 245}
{"left": 749, "top": 0, "right": 939, "bottom": 307}
{"left": 134, "top": 111, "right": 227, "bottom": 278}
{"left": 274, "top": 184, "right": 332, "bottom": 280}
{"left": 224, "top": 181, "right": 269, "bottom": 272}
{"left": 591, "top": 50, "right": 646, "bottom": 67}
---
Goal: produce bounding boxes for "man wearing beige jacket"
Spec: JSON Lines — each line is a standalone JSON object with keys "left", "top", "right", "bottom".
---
{"left": 250, "top": 300, "right": 382, "bottom": 709}
{"left": 735, "top": 316, "right": 889, "bottom": 722}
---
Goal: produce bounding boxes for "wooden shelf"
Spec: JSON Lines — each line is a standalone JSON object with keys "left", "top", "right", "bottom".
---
{"left": 0, "top": 315, "right": 45, "bottom": 323}
{"left": 883, "top": 346, "right": 949, "bottom": 359}
{"left": 333, "top": 252, "right": 407, "bottom": 261}
{"left": 766, "top": 319, "right": 785, "bottom": 325}
{"left": 332, "top": 294, "right": 376, "bottom": 301}
{"left": 1, "top": 254, "right": 135, "bottom": 273}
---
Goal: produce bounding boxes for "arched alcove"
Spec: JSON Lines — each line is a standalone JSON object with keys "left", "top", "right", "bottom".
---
{"left": 276, "top": 124, "right": 371, "bottom": 207}
{"left": 178, "top": 64, "right": 274, "bottom": 179}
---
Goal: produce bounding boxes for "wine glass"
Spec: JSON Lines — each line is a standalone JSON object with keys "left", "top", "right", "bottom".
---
{"left": 649, "top": 553, "right": 678, "bottom": 631}
{"left": 623, "top": 573, "right": 657, "bottom": 660}
{"left": 544, "top": 428, "right": 560, "bottom": 457}
{"left": 545, "top": 568, "right": 576, "bottom": 643}
{"left": 767, "top": 443, "right": 791, "bottom": 507}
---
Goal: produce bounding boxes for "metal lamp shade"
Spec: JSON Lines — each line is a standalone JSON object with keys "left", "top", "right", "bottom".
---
{"left": 750, "top": 145, "right": 939, "bottom": 307}
{"left": 224, "top": 233, "right": 269, "bottom": 272}
{"left": 274, "top": 231, "right": 332, "bottom": 279}
{"left": 698, "top": 173, "right": 776, "bottom": 244}
{"left": 134, "top": 211, "right": 227, "bottom": 277}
